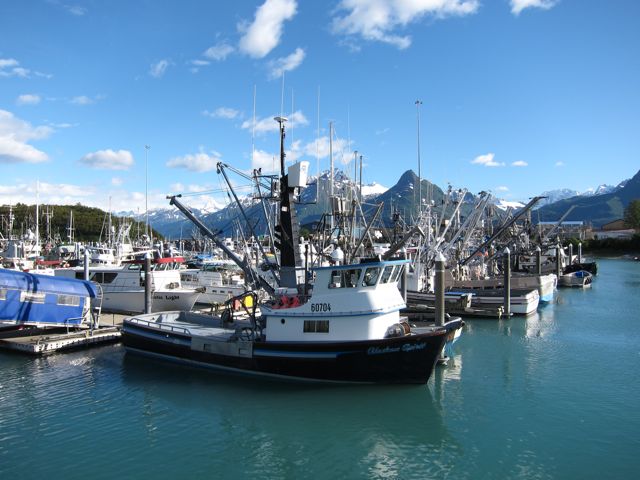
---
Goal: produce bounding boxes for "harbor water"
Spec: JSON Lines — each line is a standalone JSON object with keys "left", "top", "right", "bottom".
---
{"left": 1, "top": 258, "right": 638, "bottom": 479}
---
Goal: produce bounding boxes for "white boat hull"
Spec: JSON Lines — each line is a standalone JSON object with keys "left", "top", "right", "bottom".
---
{"left": 101, "top": 288, "right": 200, "bottom": 314}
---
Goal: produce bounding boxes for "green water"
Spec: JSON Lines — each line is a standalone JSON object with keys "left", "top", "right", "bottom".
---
{"left": 1, "top": 258, "right": 639, "bottom": 479}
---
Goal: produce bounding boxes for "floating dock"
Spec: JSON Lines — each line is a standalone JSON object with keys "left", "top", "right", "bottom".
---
{"left": 0, "top": 326, "right": 121, "bottom": 355}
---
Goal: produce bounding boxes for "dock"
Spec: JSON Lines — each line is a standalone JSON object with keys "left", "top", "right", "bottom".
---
{"left": 0, "top": 326, "right": 121, "bottom": 355}
{"left": 0, "top": 313, "right": 129, "bottom": 355}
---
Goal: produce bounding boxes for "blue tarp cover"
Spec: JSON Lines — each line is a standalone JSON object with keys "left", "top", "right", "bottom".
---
{"left": 0, "top": 269, "right": 97, "bottom": 325}
{"left": 0, "top": 269, "right": 97, "bottom": 297}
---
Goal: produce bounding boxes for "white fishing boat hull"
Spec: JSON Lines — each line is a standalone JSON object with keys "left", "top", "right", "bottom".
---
{"left": 101, "top": 288, "right": 201, "bottom": 314}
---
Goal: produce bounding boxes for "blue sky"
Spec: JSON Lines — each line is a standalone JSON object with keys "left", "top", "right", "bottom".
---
{"left": 1, "top": 0, "right": 639, "bottom": 212}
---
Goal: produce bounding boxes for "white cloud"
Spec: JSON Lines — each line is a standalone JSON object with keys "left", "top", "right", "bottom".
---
{"left": 203, "top": 43, "right": 235, "bottom": 61}
{"left": 0, "top": 58, "right": 19, "bottom": 69}
{"left": 65, "top": 5, "right": 87, "bottom": 16}
{"left": 496, "top": 186, "right": 509, "bottom": 192}
{"left": 555, "top": 161, "right": 565, "bottom": 167}
{"left": 0, "top": 110, "right": 51, "bottom": 164}
{"left": 510, "top": 0, "right": 558, "bottom": 15}
{"left": 202, "top": 107, "right": 241, "bottom": 119}
{"left": 150, "top": 59, "right": 171, "bottom": 78}
{"left": 238, "top": 0, "right": 297, "bottom": 58}
{"left": 252, "top": 149, "right": 279, "bottom": 172}
{"left": 0, "top": 181, "right": 94, "bottom": 206}
{"left": 241, "top": 110, "right": 308, "bottom": 134}
{"left": 166, "top": 151, "right": 221, "bottom": 172}
{"left": 111, "top": 177, "right": 124, "bottom": 186}
{"left": 471, "top": 152, "right": 505, "bottom": 167}
{"left": 302, "top": 135, "right": 353, "bottom": 165}
{"left": 268, "top": 47, "right": 305, "bottom": 79}
{"left": 70, "top": 94, "right": 104, "bottom": 105}
{"left": 511, "top": 160, "right": 528, "bottom": 167}
{"left": 331, "top": 0, "right": 479, "bottom": 49}
{"left": 16, "top": 94, "right": 41, "bottom": 106}
{"left": 80, "top": 149, "right": 135, "bottom": 170}
{"left": 0, "top": 58, "right": 30, "bottom": 78}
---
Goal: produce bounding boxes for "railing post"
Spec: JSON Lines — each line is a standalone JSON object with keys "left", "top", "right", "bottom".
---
{"left": 568, "top": 243, "right": 573, "bottom": 269}
{"left": 578, "top": 242, "right": 582, "bottom": 264}
{"left": 83, "top": 249, "right": 90, "bottom": 281}
{"left": 536, "top": 245, "right": 542, "bottom": 275}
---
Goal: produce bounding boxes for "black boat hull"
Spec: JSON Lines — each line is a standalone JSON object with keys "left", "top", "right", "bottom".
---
{"left": 121, "top": 322, "right": 451, "bottom": 384}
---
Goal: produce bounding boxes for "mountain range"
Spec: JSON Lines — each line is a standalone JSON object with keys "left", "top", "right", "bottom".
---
{"left": 125, "top": 168, "right": 640, "bottom": 238}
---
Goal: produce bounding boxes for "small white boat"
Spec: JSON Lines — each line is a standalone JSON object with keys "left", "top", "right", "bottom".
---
{"left": 559, "top": 270, "right": 593, "bottom": 288}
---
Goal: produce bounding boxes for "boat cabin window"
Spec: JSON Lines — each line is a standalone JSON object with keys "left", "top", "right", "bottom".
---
{"left": 57, "top": 294, "right": 80, "bottom": 307}
{"left": 303, "top": 320, "right": 330, "bottom": 333}
{"left": 329, "top": 269, "right": 361, "bottom": 288}
{"left": 90, "top": 272, "right": 118, "bottom": 284}
{"left": 362, "top": 267, "right": 381, "bottom": 287}
{"left": 390, "top": 265, "right": 403, "bottom": 283}
{"left": 127, "top": 264, "right": 142, "bottom": 271}
{"left": 20, "top": 291, "right": 46, "bottom": 303}
{"left": 0, "top": 288, "right": 6, "bottom": 301}
{"left": 380, "top": 265, "right": 394, "bottom": 284}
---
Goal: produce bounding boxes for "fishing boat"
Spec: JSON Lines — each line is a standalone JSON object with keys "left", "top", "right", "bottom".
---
{"left": 122, "top": 116, "right": 458, "bottom": 384}
{"left": 122, "top": 258, "right": 459, "bottom": 384}
{"left": 408, "top": 286, "right": 540, "bottom": 316}
{"left": 452, "top": 273, "right": 557, "bottom": 303}
{"left": 558, "top": 270, "right": 593, "bottom": 288}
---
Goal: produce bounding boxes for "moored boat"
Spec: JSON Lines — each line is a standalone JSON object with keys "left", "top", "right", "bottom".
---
{"left": 122, "top": 259, "right": 460, "bottom": 384}
{"left": 559, "top": 270, "right": 593, "bottom": 288}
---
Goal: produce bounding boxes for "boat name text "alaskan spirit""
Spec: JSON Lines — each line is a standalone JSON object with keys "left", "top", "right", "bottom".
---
{"left": 310, "top": 303, "right": 331, "bottom": 312}
{"left": 367, "top": 343, "right": 427, "bottom": 355}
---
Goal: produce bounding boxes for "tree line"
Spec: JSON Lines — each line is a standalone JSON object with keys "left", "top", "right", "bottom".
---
{"left": 0, "top": 203, "right": 163, "bottom": 242}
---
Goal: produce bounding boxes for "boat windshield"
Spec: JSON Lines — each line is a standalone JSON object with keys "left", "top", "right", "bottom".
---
{"left": 380, "top": 265, "right": 394, "bottom": 283}
{"left": 329, "top": 269, "right": 361, "bottom": 288}
{"left": 362, "top": 267, "right": 381, "bottom": 287}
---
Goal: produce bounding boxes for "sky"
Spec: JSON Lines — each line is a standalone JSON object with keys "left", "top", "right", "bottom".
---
{"left": 1, "top": 0, "right": 639, "bottom": 214}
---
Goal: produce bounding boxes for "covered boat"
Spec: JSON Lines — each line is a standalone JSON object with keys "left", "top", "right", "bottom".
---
{"left": 0, "top": 269, "right": 98, "bottom": 327}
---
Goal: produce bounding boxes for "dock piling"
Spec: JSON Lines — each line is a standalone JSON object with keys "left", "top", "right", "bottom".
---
{"left": 435, "top": 252, "right": 445, "bottom": 326}
{"left": 144, "top": 253, "right": 152, "bottom": 314}
{"left": 503, "top": 247, "right": 511, "bottom": 317}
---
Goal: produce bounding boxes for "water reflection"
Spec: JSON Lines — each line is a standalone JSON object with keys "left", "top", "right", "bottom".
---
{"left": 121, "top": 352, "right": 463, "bottom": 478}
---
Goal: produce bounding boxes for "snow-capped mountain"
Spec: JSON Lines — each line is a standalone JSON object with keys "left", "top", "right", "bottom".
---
{"left": 536, "top": 189, "right": 580, "bottom": 207}
{"left": 494, "top": 199, "right": 526, "bottom": 211}
{"left": 361, "top": 182, "right": 388, "bottom": 197}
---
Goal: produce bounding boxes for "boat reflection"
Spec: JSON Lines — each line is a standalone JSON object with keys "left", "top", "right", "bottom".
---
{"left": 122, "top": 352, "right": 462, "bottom": 478}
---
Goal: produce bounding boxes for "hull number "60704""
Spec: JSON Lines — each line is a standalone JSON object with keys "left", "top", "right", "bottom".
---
{"left": 310, "top": 303, "right": 331, "bottom": 312}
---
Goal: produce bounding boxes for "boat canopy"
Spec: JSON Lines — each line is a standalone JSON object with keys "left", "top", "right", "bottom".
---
{"left": 0, "top": 269, "right": 98, "bottom": 298}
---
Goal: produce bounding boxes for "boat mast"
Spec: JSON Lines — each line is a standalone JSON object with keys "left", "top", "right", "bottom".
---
{"left": 415, "top": 99, "right": 423, "bottom": 217}
{"left": 329, "top": 121, "right": 334, "bottom": 232}
{"left": 274, "top": 116, "right": 298, "bottom": 288}
{"left": 144, "top": 144, "right": 150, "bottom": 244}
